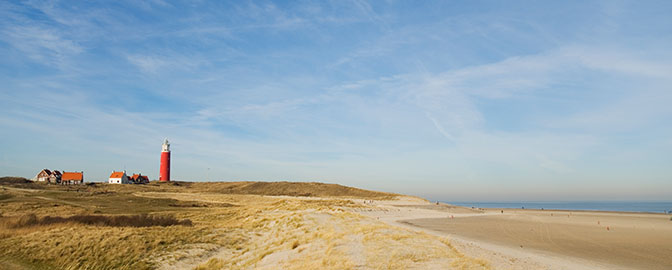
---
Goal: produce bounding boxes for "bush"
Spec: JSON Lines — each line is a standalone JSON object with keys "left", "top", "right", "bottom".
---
{"left": 0, "top": 177, "right": 31, "bottom": 184}
{"left": 2, "top": 214, "right": 192, "bottom": 228}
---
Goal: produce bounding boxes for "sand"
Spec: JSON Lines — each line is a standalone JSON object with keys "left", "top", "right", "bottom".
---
{"left": 360, "top": 199, "right": 672, "bottom": 270}
{"left": 6, "top": 179, "right": 668, "bottom": 269}
{"left": 143, "top": 194, "right": 490, "bottom": 270}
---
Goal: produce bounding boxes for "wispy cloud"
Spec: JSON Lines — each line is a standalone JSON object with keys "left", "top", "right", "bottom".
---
{"left": 1, "top": 25, "right": 83, "bottom": 66}
{"left": 125, "top": 55, "right": 168, "bottom": 74}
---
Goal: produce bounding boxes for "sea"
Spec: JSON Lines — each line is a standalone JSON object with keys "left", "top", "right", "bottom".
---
{"left": 445, "top": 201, "right": 672, "bottom": 214}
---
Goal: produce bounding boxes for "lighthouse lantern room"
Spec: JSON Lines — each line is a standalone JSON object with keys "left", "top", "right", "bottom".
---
{"left": 159, "top": 139, "right": 171, "bottom": 182}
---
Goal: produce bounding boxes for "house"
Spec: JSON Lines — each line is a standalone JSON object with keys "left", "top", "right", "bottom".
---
{"left": 61, "top": 171, "right": 84, "bottom": 185}
{"left": 130, "top": 173, "right": 150, "bottom": 184}
{"left": 36, "top": 169, "right": 50, "bottom": 182}
{"left": 35, "top": 169, "right": 62, "bottom": 183}
{"left": 108, "top": 171, "right": 130, "bottom": 184}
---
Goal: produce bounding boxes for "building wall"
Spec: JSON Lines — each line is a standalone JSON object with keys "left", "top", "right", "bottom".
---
{"left": 48, "top": 176, "right": 60, "bottom": 184}
{"left": 109, "top": 175, "right": 130, "bottom": 184}
{"left": 109, "top": 178, "right": 121, "bottom": 184}
{"left": 37, "top": 171, "right": 49, "bottom": 181}
{"left": 160, "top": 151, "right": 170, "bottom": 182}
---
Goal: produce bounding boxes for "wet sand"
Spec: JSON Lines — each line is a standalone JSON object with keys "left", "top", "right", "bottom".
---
{"left": 401, "top": 209, "right": 672, "bottom": 270}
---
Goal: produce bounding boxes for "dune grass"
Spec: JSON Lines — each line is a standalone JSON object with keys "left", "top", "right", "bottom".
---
{"left": 190, "top": 198, "right": 489, "bottom": 270}
{"left": 0, "top": 179, "right": 487, "bottom": 269}
{"left": 0, "top": 177, "right": 397, "bottom": 199}
{"left": 0, "top": 213, "right": 192, "bottom": 228}
{"left": 0, "top": 223, "right": 223, "bottom": 270}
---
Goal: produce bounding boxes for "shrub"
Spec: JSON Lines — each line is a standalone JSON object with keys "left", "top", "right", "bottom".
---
{"left": 1, "top": 214, "right": 192, "bottom": 228}
{"left": 0, "top": 177, "right": 31, "bottom": 184}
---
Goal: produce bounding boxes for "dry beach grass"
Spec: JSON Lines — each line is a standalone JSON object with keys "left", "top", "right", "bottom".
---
{"left": 0, "top": 177, "right": 487, "bottom": 269}
{"left": 4, "top": 177, "right": 666, "bottom": 269}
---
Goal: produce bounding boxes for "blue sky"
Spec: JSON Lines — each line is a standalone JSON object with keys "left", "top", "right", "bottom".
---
{"left": 1, "top": 0, "right": 671, "bottom": 201}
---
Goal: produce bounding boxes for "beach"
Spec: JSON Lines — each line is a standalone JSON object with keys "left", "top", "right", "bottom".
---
{"left": 2, "top": 179, "right": 671, "bottom": 269}
{"left": 361, "top": 200, "right": 672, "bottom": 270}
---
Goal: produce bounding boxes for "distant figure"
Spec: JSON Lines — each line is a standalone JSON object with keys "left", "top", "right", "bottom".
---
{"left": 522, "top": 206, "right": 525, "bottom": 209}
{"left": 541, "top": 208, "right": 544, "bottom": 210}
{"left": 436, "top": 201, "right": 439, "bottom": 205}
{"left": 501, "top": 210, "right": 504, "bottom": 214}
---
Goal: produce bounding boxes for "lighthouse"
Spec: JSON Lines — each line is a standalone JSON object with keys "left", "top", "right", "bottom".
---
{"left": 159, "top": 139, "right": 170, "bottom": 182}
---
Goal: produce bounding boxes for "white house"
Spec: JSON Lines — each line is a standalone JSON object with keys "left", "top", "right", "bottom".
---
{"left": 108, "top": 171, "right": 130, "bottom": 184}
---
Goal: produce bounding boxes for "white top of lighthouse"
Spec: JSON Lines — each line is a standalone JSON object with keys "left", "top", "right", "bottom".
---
{"left": 162, "top": 139, "right": 170, "bottom": 152}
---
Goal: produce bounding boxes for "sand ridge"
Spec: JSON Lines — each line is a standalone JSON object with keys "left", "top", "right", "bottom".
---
{"left": 148, "top": 194, "right": 490, "bottom": 270}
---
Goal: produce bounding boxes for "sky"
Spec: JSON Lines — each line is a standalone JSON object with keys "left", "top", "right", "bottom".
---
{"left": 1, "top": 0, "right": 671, "bottom": 201}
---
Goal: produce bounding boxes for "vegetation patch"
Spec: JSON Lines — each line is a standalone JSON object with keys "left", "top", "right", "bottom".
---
{"left": 0, "top": 178, "right": 487, "bottom": 269}
{"left": 1, "top": 214, "right": 192, "bottom": 228}
{"left": 0, "top": 177, "right": 32, "bottom": 184}
{"left": 168, "top": 201, "right": 234, "bottom": 208}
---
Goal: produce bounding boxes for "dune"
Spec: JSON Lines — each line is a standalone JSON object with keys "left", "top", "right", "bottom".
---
{"left": 2, "top": 178, "right": 669, "bottom": 269}
{"left": 0, "top": 179, "right": 485, "bottom": 269}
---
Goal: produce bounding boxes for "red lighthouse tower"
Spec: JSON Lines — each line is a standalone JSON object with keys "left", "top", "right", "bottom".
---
{"left": 159, "top": 139, "right": 170, "bottom": 182}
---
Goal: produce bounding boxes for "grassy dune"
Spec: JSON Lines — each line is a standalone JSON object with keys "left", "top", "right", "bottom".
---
{"left": 0, "top": 177, "right": 487, "bottom": 269}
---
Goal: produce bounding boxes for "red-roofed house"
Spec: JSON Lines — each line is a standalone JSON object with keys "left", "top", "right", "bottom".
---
{"left": 130, "top": 173, "right": 150, "bottom": 184}
{"left": 139, "top": 175, "right": 149, "bottom": 184}
{"left": 61, "top": 171, "right": 84, "bottom": 185}
{"left": 108, "top": 171, "right": 129, "bottom": 184}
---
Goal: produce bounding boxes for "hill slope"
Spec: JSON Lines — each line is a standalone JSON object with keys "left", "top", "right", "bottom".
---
{"left": 188, "top": 181, "right": 397, "bottom": 198}
{"left": 0, "top": 177, "right": 397, "bottom": 199}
